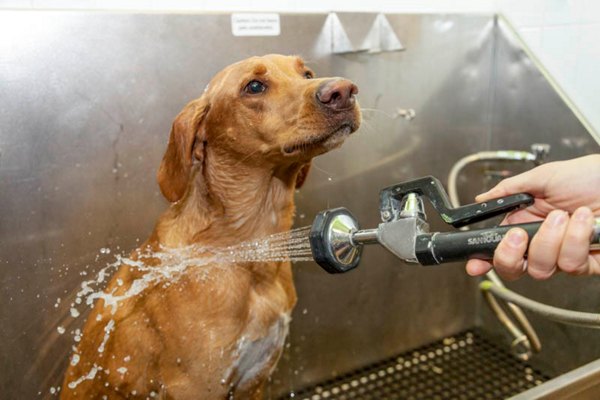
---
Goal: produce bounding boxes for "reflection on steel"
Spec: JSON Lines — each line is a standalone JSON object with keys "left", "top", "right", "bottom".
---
{"left": 1, "top": 10, "right": 599, "bottom": 400}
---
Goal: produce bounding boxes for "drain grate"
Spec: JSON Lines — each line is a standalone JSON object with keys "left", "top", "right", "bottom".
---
{"left": 280, "top": 330, "right": 551, "bottom": 400}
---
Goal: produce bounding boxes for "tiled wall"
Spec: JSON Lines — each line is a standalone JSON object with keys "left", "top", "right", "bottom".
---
{"left": 498, "top": 0, "right": 600, "bottom": 138}
{"left": 1, "top": 0, "right": 599, "bottom": 137}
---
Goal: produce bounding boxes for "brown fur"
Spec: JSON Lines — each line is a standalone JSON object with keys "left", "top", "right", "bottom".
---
{"left": 60, "top": 54, "right": 360, "bottom": 399}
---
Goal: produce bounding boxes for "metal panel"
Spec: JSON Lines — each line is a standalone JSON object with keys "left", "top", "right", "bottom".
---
{"left": 276, "top": 13, "right": 494, "bottom": 394}
{"left": 510, "top": 358, "right": 600, "bottom": 400}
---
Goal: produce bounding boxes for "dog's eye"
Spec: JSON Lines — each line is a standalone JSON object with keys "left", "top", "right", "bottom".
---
{"left": 245, "top": 80, "right": 267, "bottom": 94}
{"left": 304, "top": 71, "right": 314, "bottom": 79}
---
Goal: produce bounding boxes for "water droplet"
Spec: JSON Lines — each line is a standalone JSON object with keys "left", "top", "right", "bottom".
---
{"left": 70, "top": 308, "right": 80, "bottom": 318}
{"left": 100, "top": 248, "right": 111, "bottom": 254}
{"left": 328, "top": 177, "right": 332, "bottom": 181}
{"left": 302, "top": 308, "right": 308, "bottom": 314}
{"left": 57, "top": 326, "right": 65, "bottom": 334}
{"left": 70, "top": 354, "right": 80, "bottom": 366}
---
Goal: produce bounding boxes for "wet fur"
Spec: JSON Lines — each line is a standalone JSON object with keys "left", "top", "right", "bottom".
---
{"left": 60, "top": 55, "right": 360, "bottom": 399}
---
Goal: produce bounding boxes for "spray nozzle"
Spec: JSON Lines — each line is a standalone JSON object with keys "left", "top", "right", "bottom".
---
{"left": 309, "top": 207, "right": 363, "bottom": 274}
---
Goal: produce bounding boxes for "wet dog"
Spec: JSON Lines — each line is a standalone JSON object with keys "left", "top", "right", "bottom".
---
{"left": 61, "top": 54, "right": 360, "bottom": 399}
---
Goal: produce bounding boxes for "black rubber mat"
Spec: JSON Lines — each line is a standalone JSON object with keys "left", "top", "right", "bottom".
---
{"left": 279, "top": 330, "right": 551, "bottom": 400}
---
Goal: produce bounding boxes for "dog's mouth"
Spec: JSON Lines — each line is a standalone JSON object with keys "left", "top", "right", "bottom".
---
{"left": 282, "top": 123, "right": 355, "bottom": 156}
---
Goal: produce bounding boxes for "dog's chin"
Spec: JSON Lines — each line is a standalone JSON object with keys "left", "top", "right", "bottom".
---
{"left": 282, "top": 124, "right": 354, "bottom": 157}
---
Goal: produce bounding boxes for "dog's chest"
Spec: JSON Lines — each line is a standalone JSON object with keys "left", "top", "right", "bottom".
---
{"left": 224, "top": 311, "right": 291, "bottom": 390}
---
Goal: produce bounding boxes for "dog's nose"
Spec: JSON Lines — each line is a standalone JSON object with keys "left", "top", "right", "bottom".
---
{"left": 316, "top": 79, "right": 358, "bottom": 110}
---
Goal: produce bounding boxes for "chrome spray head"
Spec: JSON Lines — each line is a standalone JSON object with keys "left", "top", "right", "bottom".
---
{"left": 309, "top": 208, "right": 362, "bottom": 273}
{"left": 309, "top": 207, "right": 379, "bottom": 273}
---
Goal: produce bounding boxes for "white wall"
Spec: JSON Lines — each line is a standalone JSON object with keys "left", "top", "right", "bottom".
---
{"left": 1, "top": 0, "right": 599, "bottom": 137}
{"left": 498, "top": 0, "right": 600, "bottom": 138}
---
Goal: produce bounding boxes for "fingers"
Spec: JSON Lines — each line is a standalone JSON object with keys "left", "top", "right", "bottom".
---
{"left": 488, "top": 209, "right": 596, "bottom": 280}
{"left": 558, "top": 207, "right": 595, "bottom": 275}
{"left": 526, "top": 210, "right": 569, "bottom": 279}
{"left": 492, "top": 228, "right": 528, "bottom": 280}
{"left": 475, "top": 163, "right": 553, "bottom": 202}
{"left": 465, "top": 228, "right": 529, "bottom": 279}
{"left": 466, "top": 259, "right": 493, "bottom": 276}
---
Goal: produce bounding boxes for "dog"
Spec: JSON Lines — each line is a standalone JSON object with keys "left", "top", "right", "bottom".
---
{"left": 60, "top": 54, "right": 360, "bottom": 399}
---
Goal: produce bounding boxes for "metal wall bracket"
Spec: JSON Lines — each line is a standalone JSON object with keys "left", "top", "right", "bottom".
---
{"left": 326, "top": 12, "right": 404, "bottom": 54}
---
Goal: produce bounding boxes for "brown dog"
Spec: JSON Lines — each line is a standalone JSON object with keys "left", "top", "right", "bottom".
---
{"left": 60, "top": 54, "right": 360, "bottom": 399}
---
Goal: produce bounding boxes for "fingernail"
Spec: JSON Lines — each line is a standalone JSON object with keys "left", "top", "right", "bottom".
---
{"left": 549, "top": 210, "right": 567, "bottom": 227}
{"left": 507, "top": 229, "right": 526, "bottom": 247}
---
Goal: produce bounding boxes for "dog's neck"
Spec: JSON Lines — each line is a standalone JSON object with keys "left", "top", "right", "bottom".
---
{"left": 155, "top": 147, "right": 302, "bottom": 248}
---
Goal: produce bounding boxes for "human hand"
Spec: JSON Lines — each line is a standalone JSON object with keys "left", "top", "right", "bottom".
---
{"left": 466, "top": 154, "right": 600, "bottom": 280}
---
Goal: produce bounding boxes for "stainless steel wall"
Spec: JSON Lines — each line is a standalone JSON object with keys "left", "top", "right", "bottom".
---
{"left": 481, "top": 18, "right": 600, "bottom": 377}
{"left": 0, "top": 10, "right": 597, "bottom": 399}
{"left": 274, "top": 14, "right": 495, "bottom": 395}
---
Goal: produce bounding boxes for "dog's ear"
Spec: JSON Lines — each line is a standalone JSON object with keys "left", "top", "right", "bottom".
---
{"left": 294, "top": 162, "right": 311, "bottom": 189}
{"left": 157, "top": 97, "right": 210, "bottom": 203}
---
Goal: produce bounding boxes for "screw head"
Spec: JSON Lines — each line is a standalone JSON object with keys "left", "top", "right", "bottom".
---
{"left": 382, "top": 210, "right": 392, "bottom": 221}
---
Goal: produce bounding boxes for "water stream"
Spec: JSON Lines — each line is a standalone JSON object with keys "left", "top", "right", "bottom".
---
{"left": 222, "top": 226, "right": 313, "bottom": 262}
{"left": 50, "top": 226, "right": 314, "bottom": 394}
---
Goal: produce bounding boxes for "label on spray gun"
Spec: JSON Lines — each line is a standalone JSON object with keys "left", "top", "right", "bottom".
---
{"left": 467, "top": 232, "right": 504, "bottom": 246}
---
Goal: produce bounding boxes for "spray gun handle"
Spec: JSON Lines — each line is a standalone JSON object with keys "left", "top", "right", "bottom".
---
{"left": 380, "top": 176, "right": 534, "bottom": 228}
{"left": 414, "top": 218, "right": 600, "bottom": 266}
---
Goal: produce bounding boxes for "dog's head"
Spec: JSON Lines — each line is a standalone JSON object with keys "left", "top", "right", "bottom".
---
{"left": 157, "top": 54, "right": 361, "bottom": 203}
